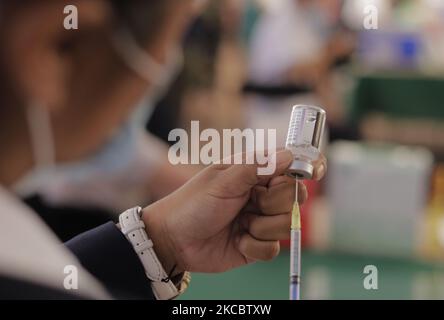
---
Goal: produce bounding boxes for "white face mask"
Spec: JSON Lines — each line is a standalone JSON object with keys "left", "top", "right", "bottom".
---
{"left": 13, "top": 104, "right": 56, "bottom": 196}
{"left": 13, "top": 26, "right": 184, "bottom": 198}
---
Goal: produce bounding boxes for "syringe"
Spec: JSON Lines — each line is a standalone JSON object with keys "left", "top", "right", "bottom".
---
{"left": 285, "top": 105, "right": 326, "bottom": 301}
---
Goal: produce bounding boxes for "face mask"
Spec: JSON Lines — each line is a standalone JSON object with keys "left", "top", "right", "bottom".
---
{"left": 111, "top": 25, "right": 184, "bottom": 127}
{"left": 111, "top": 26, "right": 184, "bottom": 105}
{"left": 13, "top": 103, "right": 56, "bottom": 196}
{"left": 13, "top": 26, "right": 184, "bottom": 198}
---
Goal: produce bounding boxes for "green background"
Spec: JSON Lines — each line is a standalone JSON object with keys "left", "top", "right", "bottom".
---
{"left": 179, "top": 249, "right": 444, "bottom": 300}
{"left": 349, "top": 73, "right": 444, "bottom": 123}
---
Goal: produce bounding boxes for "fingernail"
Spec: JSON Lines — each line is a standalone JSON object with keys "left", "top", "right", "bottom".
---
{"left": 315, "top": 163, "right": 325, "bottom": 181}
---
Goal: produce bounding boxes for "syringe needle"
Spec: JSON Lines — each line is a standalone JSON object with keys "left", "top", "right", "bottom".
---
{"left": 296, "top": 179, "right": 298, "bottom": 202}
{"left": 290, "top": 179, "right": 301, "bottom": 300}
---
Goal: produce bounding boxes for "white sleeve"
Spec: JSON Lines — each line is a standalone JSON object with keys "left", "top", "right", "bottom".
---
{"left": 248, "top": 0, "right": 323, "bottom": 84}
{"left": 0, "top": 187, "right": 110, "bottom": 299}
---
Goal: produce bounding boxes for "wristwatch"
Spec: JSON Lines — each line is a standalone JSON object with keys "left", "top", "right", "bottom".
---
{"left": 118, "top": 206, "right": 190, "bottom": 300}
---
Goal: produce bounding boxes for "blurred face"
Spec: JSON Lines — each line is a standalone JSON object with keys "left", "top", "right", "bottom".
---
{"left": 0, "top": 0, "right": 195, "bottom": 165}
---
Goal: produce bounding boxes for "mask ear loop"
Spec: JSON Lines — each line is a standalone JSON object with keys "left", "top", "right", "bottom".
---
{"left": 25, "top": 102, "right": 56, "bottom": 170}
{"left": 110, "top": 27, "right": 167, "bottom": 87}
{"left": 110, "top": 26, "right": 184, "bottom": 90}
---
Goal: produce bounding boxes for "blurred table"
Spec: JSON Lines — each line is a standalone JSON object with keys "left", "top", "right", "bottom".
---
{"left": 349, "top": 73, "right": 444, "bottom": 123}
{"left": 179, "top": 249, "right": 444, "bottom": 300}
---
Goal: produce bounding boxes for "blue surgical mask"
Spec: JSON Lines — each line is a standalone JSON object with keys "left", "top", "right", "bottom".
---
{"left": 13, "top": 27, "right": 183, "bottom": 198}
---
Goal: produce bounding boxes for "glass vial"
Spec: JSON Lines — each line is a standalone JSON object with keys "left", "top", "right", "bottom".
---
{"left": 285, "top": 105, "right": 326, "bottom": 179}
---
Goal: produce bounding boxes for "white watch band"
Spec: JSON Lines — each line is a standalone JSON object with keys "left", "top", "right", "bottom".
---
{"left": 118, "top": 206, "right": 179, "bottom": 300}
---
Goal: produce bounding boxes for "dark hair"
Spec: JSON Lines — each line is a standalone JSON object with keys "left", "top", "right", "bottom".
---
{"left": 0, "top": 1, "right": 173, "bottom": 43}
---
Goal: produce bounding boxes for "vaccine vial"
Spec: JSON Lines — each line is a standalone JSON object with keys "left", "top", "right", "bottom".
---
{"left": 285, "top": 105, "right": 326, "bottom": 179}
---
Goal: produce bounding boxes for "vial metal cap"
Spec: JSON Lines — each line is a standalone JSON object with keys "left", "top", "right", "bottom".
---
{"left": 287, "top": 160, "right": 314, "bottom": 179}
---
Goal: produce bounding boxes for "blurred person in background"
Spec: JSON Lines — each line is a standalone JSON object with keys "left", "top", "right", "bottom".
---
{"left": 249, "top": 0, "right": 351, "bottom": 86}
{"left": 147, "top": 0, "right": 223, "bottom": 143}
{"left": 242, "top": 0, "right": 356, "bottom": 149}
{"left": 0, "top": 0, "right": 327, "bottom": 299}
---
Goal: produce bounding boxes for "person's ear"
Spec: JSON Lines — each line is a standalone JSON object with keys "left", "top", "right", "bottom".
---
{"left": 2, "top": 0, "right": 112, "bottom": 110}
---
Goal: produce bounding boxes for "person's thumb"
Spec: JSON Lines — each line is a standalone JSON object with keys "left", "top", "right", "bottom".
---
{"left": 220, "top": 150, "right": 293, "bottom": 193}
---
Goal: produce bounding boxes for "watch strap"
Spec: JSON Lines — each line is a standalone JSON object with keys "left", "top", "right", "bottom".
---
{"left": 119, "top": 206, "right": 179, "bottom": 300}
